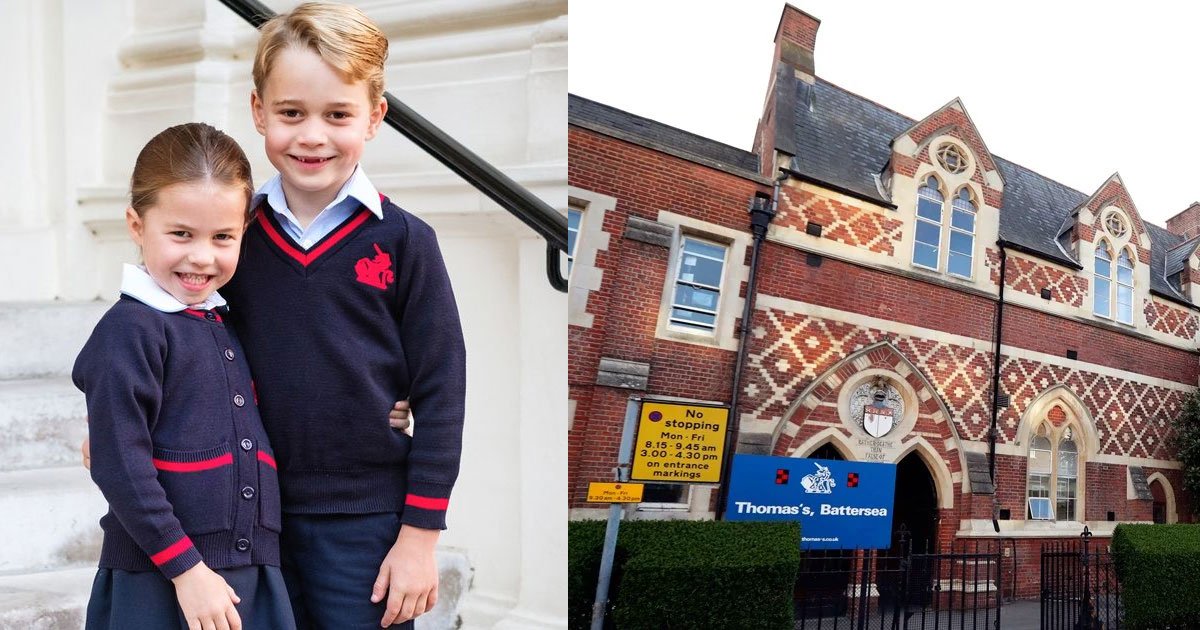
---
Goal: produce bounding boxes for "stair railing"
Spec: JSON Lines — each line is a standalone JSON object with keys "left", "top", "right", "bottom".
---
{"left": 219, "top": 0, "right": 568, "bottom": 292}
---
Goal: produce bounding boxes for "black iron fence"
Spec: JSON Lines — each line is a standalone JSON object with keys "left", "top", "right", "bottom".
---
{"left": 795, "top": 534, "right": 1015, "bottom": 630}
{"left": 1040, "top": 527, "right": 1122, "bottom": 630}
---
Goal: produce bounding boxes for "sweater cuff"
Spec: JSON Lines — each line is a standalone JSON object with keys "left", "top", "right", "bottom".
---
{"left": 400, "top": 482, "right": 453, "bottom": 530}
{"left": 150, "top": 534, "right": 203, "bottom": 580}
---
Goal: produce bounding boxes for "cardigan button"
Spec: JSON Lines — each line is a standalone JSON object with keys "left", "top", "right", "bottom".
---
{"left": 241, "top": 486, "right": 256, "bottom": 500}
{"left": 240, "top": 439, "right": 253, "bottom": 451}
{"left": 224, "top": 348, "right": 235, "bottom": 361}
{"left": 205, "top": 311, "right": 217, "bottom": 321}
{"left": 235, "top": 538, "right": 251, "bottom": 552}
{"left": 233, "top": 394, "right": 245, "bottom": 407}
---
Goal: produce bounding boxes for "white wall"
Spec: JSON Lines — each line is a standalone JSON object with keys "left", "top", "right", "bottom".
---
{"left": 3, "top": 0, "right": 566, "bottom": 627}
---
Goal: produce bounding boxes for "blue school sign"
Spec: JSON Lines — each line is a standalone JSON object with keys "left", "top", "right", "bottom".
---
{"left": 725, "top": 454, "right": 897, "bottom": 549}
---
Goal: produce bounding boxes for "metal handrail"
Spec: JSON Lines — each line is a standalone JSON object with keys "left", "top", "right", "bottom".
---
{"left": 218, "top": 0, "right": 569, "bottom": 291}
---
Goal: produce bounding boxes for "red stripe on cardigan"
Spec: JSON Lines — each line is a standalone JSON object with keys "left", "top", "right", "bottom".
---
{"left": 182, "top": 308, "right": 222, "bottom": 322}
{"left": 405, "top": 494, "right": 449, "bottom": 511}
{"left": 152, "top": 453, "right": 233, "bottom": 472}
{"left": 257, "top": 451, "right": 277, "bottom": 469}
{"left": 150, "top": 536, "right": 194, "bottom": 566}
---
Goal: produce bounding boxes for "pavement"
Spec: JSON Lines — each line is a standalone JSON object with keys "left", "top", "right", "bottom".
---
{"left": 793, "top": 600, "right": 1045, "bottom": 629}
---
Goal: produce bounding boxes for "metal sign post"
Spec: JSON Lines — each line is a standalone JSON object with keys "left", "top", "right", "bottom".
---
{"left": 590, "top": 397, "right": 640, "bottom": 630}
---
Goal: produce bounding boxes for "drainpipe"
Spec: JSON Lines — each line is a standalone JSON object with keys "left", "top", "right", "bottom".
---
{"left": 716, "top": 171, "right": 785, "bottom": 520}
{"left": 989, "top": 240, "right": 1009, "bottom": 533}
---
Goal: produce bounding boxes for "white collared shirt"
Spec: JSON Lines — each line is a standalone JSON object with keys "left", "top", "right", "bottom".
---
{"left": 252, "top": 166, "right": 384, "bottom": 249}
{"left": 120, "top": 264, "right": 227, "bottom": 313}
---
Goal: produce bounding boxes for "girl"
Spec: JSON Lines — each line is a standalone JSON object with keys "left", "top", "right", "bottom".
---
{"left": 73, "top": 122, "right": 295, "bottom": 630}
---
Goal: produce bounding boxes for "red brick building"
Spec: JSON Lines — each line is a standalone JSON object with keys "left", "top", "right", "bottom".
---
{"left": 568, "top": 5, "right": 1198, "bottom": 598}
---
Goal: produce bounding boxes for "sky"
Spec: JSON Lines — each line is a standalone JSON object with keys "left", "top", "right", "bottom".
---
{"left": 569, "top": 1, "right": 1200, "bottom": 228}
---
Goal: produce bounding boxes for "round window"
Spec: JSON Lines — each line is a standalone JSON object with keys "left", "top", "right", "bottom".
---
{"left": 936, "top": 143, "right": 968, "bottom": 175}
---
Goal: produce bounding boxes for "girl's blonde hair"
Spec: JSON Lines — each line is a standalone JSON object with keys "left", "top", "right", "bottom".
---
{"left": 130, "top": 123, "right": 253, "bottom": 220}
{"left": 252, "top": 2, "right": 389, "bottom": 103}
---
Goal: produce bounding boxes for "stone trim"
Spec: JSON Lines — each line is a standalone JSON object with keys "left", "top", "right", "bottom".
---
{"left": 596, "top": 357, "right": 650, "bottom": 390}
{"left": 1127, "top": 466, "right": 1152, "bottom": 501}
{"left": 964, "top": 451, "right": 994, "bottom": 494}
{"left": 623, "top": 216, "right": 673, "bottom": 248}
{"left": 568, "top": 186, "right": 614, "bottom": 329}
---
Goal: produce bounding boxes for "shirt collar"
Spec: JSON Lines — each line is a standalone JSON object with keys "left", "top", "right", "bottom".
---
{"left": 252, "top": 165, "right": 383, "bottom": 220}
{"left": 119, "top": 264, "right": 227, "bottom": 313}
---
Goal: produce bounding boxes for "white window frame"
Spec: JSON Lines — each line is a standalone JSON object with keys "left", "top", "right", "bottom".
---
{"left": 1056, "top": 436, "right": 1079, "bottom": 521}
{"left": 947, "top": 187, "right": 977, "bottom": 279}
{"left": 1116, "top": 248, "right": 1134, "bottom": 325}
{"left": 566, "top": 204, "right": 583, "bottom": 278}
{"left": 1093, "top": 241, "right": 1114, "bottom": 319}
{"left": 1026, "top": 422, "right": 1083, "bottom": 522}
{"left": 911, "top": 174, "right": 978, "bottom": 280}
{"left": 636, "top": 483, "right": 691, "bottom": 511}
{"left": 667, "top": 235, "right": 728, "bottom": 336}
{"left": 912, "top": 175, "right": 944, "bottom": 272}
{"left": 1027, "top": 426, "right": 1053, "bottom": 520}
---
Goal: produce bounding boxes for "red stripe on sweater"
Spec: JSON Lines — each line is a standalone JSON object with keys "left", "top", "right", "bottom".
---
{"left": 405, "top": 494, "right": 449, "bottom": 511}
{"left": 257, "top": 214, "right": 308, "bottom": 265}
{"left": 152, "top": 453, "right": 233, "bottom": 472}
{"left": 305, "top": 210, "right": 371, "bottom": 262}
{"left": 150, "top": 536, "right": 193, "bottom": 566}
{"left": 257, "top": 451, "right": 277, "bottom": 469}
{"left": 257, "top": 209, "right": 371, "bottom": 267}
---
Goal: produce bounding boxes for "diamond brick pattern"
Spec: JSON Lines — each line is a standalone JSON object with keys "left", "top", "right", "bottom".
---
{"left": 776, "top": 186, "right": 903, "bottom": 255}
{"left": 1006, "top": 255, "right": 1087, "bottom": 308}
{"left": 746, "top": 310, "right": 1184, "bottom": 458}
{"left": 1144, "top": 299, "right": 1198, "bottom": 340}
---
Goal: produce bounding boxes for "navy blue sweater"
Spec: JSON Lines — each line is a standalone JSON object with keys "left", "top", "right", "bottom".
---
{"left": 223, "top": 196, "right": 466, "bottom": 529}
{"left": 73, "top": 298, "right": 281, "bottom": 579}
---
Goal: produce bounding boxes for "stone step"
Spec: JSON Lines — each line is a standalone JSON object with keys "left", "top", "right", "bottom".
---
{"left": 0, "top": 377, "right": 88, "bottom": 472}
{"left": 0, "top": 566, "right": 93, "bottom": 630}
{"left": 0, "top": 466, "right": 105, "bottom": 575}
{"left": 0, "top": 560, "right": 473, "bottom": 630}
{"left": 0, "top": 301, "right": 109, "bottom": 380}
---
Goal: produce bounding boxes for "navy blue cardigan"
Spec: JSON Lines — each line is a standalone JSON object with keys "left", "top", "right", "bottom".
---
{"left": 73, "top": 298, "right": 280, "bottom": 579}
{"left": 223, "top": 196, "right": 466, "bottom": 529}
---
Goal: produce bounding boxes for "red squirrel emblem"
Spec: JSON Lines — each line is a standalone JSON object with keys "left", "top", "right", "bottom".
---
{"left": 355, "top": 244, "right": 395, "bottom": 290}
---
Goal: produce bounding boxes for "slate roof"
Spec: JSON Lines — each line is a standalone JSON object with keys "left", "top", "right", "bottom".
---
{"left": 568, "top": 82, "right": 1198, "bottom": 308}
{"left": 568, "top": 95, "right": 760, "bottom": 176}
{"left": 784, "top": 78, "right": 1195, "bottom": 307}
{"left": 1166, "top": 235, "right": 1200, "bottom": 276}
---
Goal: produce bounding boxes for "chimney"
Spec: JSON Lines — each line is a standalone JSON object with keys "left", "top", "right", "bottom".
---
{"left": 1167, "top": 202, "right": 1200, "bottom": 240}
{"left": 754, "top": 5, "right": 821, "bottom": 178}
{"left": 774, "top": 4, "right": 820, "bottom": 82}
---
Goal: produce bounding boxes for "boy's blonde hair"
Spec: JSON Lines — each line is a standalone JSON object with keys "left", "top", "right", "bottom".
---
{"left": 253, "top": 2, "right": 388, "bottom": 103}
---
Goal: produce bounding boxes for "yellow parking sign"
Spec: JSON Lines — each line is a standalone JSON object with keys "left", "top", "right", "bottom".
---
{"left": 630, "top": 400, "right": 728, "bottom": 483}
{"left": 587, "top": 482, "right": 644, "bottom": 503}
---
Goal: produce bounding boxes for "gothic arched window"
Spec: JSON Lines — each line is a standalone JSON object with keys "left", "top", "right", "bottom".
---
{"left": 913, "top": 176, "right": 943, "bottom": 271}
{"left": 1027, "top": 423, "right": 1082, "bottom": 521}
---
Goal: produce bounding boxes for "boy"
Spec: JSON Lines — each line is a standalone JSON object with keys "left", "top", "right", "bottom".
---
{"left": 229, "top": 3, "right": 464, "bottom": 628}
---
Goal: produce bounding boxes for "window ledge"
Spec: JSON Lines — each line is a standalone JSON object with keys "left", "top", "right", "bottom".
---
{"left": 956, "top": 519, "right": 1135, "bottom": 538}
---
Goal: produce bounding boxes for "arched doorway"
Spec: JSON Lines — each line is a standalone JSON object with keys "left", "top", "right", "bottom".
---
{"left": 891, "top": 452, "right": 939, "bottom": 552}
{"left": 878, "top": 453, "right": 939, "bottom": 609}
{"left": 792, "top": 442, "right": 849, "bottom": 617}
{"left": 1150, "top": 478, "right": 1168, "bottom": 524}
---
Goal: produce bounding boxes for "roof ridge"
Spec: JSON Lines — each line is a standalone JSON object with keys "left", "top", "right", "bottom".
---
{"left": 812, "top": 79, "right": 1118, "bottom": 214}
{"left": 568, "top": 93, "right": 758, "bottom": 159}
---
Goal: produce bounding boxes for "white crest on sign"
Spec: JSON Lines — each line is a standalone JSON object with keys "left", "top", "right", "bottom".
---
{"left": 800, "top": 462, "right": 835, "bottom": 494}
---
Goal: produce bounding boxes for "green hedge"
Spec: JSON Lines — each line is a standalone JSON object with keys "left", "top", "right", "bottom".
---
{"left": 1112, "top": 524, "right": 1200, "bottom": 629}
{"left": 568, "top": 520, "right": 609, "bottom": 629}
{"left": 568, "top": 519, "right": 800, "bottom": 629}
